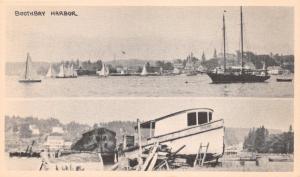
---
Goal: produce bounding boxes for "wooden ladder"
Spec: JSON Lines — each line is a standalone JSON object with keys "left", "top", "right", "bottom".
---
{"left": 193, "top": 142, "right": 210, "bottom": 167}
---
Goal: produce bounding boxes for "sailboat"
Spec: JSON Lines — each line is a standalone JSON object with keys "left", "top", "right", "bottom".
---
{"left": 19, "top": 53, "right": 41, "bottom": 83}
{"left": 96, "top": 63, "right": 109, "bottom": 77}
{"left": 140, "top": 63, "right": 148, "bottom": 76}
{"left": 46, "top": 64, "right": 55, "bottom": 78}
{"left": 207, "top": 7, "right": 270, "bottom": 83}
{"left": 70, "top": 64, "right": 78, "bottom": 77}
{"left": 56, "top": 64, "right": 78, "bottom": 78}
{"left": 172, "top": 67, "right": 181, "bottom": 75}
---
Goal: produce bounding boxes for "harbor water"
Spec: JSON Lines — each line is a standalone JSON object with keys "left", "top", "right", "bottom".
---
{"left": 5, "top": 74, "right": 293, "bottom": 97}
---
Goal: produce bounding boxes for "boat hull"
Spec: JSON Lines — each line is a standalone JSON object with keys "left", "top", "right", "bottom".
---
{"left": 146, "top": 120, "right": 224, "bottom": 158}
{"left": 55, "top": 76, "right": 77, "bottom": 78}
{"left": 276, "top": 78, "right": 292, "bottom": 82}
{"left": 19, "top": 79, "right": 41, "bottom": 83}
{"left": 207, "top": 72, "right": 270, "bottom": 83}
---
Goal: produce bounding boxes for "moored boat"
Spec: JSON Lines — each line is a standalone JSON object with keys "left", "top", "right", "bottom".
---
{"left": 140, "top": 63, "right": 148, "bottom": 76}
{"left": 207, "top": 7, "right": 270, "bottom": 83}
{"left": 276, "top": 71, "right": 293, "bottom": 82}
{"left": 46, "top": 64, "right": 55, "bottom": 78}
{"left": 56, "top": 64, "right": 77, "bottom": 78}
{"left": 276, "top": 78, "right": 292, "bottom": 82}
{"left": 19, "top": 53, "right": 42, "bottom": 83}
{"left": 96, "top": 63, "right": 110, "bottom": 77}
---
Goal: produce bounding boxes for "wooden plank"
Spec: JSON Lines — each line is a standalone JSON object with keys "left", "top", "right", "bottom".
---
{"left": 147, "top": 153, "right": 158, "bottom": 171}
{"left": 141, "top": 144, "right": 158, "bottom": 171}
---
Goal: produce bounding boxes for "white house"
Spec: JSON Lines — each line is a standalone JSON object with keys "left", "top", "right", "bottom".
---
{"left": 44, "top": 135, "right": 65, "bottom": 150}
{"left": 52, "top": 126, "right": 64, "bottom": 134}
{"left": 29, "top": 125, "right": 40, "bottom": 135}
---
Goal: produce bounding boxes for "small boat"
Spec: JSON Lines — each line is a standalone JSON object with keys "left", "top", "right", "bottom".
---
{"left": 9, "top": 140, "right": 40, "bottom": 158}
{"left": 185, "top": 71, "right": 197, "bottom": 76}
{"left": 19, "top": 53, "right": 42, "bottom": 83}
{"left": 172, "top": 68, "right": 181, "bottom": 75}
{"left": 96, "top": 63, "right": 110, "bottom": 77}
{"left": 56, "top": 64, "right": 77, "bottom": 78}
{"left": 140, "top": 63, "right": 148, "bottom": 76}
{"left": 276, "top": 78, "right": 292, "bottom": 82}
{"left": 46, "top": 64, "right": 55, "bottom": 78}
{"left": 276, "top": 71, "right": 293, "bottom": 82}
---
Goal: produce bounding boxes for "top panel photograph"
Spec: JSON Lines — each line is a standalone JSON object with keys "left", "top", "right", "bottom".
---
{"left": 4, "top": 6, "right": 294, "bottom": 97}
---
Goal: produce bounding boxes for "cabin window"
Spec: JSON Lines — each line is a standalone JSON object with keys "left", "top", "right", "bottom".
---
{"left": 187, "top": 112, "right": 197, "bottom": 126}
{"left": 209, "top": 112, "right": 212, "bottom": 122}
{"left": 198, "top": 112, "right": 208, "bottom": 125}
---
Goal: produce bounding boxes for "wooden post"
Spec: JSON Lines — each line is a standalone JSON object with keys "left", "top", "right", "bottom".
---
{"left": 97, "top": 153, "right": 104, "bottom": 170}
{"left": 149, "top": 121, "right": 152, "bottom": 138}
{"left": 137, "top": 119, "right": 142, "bottom": 170}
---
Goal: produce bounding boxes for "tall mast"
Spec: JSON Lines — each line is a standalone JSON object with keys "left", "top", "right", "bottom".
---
{"left": 223, "top": 11, "right": 226, "bottom": 71}
{"left": 240, "top": 6, "right": 244, "bottom": 73}
{"left": 25, "top": 53, "right": 29, "bottom": 79}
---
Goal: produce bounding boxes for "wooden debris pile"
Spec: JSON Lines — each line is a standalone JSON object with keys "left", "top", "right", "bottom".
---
{"left": 111, "top": 143, "right": 188, "bottom": 171}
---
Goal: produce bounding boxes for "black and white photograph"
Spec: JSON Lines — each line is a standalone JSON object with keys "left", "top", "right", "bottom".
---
{"left": 4, "top": 6, "right": 294, "bottom": 97}
{"left": 1, "top": 2, "right": 296, "bottom": 175}
{"left": 5, "top": 99, "right": 293, "bottom": 171}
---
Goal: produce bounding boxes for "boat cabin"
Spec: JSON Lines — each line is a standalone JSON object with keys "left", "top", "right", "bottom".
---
{"left": 139, "top": 108, "right": 214, "bottom": 139}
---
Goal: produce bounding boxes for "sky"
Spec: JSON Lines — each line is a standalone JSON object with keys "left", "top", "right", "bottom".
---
{"left": 5, "top": 98, "right": 293, "bottom": 131}
{"left": 6, "top": 6, "right": 294, "bottom": 62}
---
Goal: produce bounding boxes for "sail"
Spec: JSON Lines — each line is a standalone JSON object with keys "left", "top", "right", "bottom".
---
{"left": 46, "top": 64, "right": 53, "bottom": 77}
{"left": 141, "top": 64, "right": 148, "bottom": 76}
{"left": 173, "top": 68, "right": 180, "bottom": 74}
{"left": 97, "top": 63, "right": 109, "bottom": 76}
{"left": 70, "top": 64, "right": 76, "bottom": 76}
{"left": 64, "top": 65, "right": 72, "bottom": 77}
{"left": 57, "top": 64, "right": 65, "bottom": 77}
{"left": 104, "top": 65, "right": 110, "bottom": 76}
{"left": 23, "top": 53, "right": 39, "bottom": 80}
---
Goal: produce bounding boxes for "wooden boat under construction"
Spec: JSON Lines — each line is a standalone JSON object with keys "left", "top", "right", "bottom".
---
{"left": 123, "top": 108, "right": 225, "bottom": 166}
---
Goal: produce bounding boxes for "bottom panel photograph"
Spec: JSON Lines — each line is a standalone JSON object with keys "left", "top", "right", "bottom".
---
{"left": 4, "top": 98, "right": 293, "bottom": 172}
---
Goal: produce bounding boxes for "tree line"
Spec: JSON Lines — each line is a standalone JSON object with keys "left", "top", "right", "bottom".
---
{"left": 243, "top": 125, "right": 293, "bottom": 154}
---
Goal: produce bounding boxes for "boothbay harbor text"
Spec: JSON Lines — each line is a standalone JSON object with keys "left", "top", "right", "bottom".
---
{"left": 15, "top": 11, "right": 78, "bottom": 16}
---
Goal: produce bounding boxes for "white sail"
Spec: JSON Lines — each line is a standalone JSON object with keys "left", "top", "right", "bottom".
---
{"left": 173, "top": 68, "right": 181, "bottom": 74}
{"left": 23, "top": 53, "right": 39, "bottom": 80}
{"left": 57, "top": 64, "right": 65, "bottom": 77}
{"left": 120, "top": 70, "right": 125, "bottom": 75}
{"left": 104, "top": 64, "right": 110, "bottom": 76}
{"left": 46, "top": 64, "right": 54, "bottom": 77}
{"left": 73, "top": 69, "right": 78, "bottom": 77}
{"left": 19, "top": 53, "right": 41, "bottom": 82}
{"left": 141, "top": 64, "right": 148, "bottom": 76}
{"left": 70, "top": 64, "right": 76, "bottom": 77}
{"left": 97, "top": 63, "right": 109, "bottom": 77}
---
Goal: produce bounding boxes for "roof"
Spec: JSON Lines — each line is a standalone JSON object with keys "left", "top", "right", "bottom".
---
{"left": 46, "top": 135, "right": 64, "bottom": 141}
{"left": 82, "top": 127, "right": 116, "bottom": 136}
{"left": 137, "top": 108, "right": 214, "bottom": 129}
